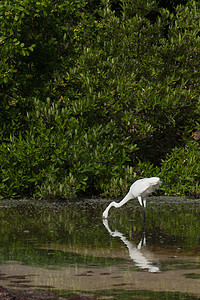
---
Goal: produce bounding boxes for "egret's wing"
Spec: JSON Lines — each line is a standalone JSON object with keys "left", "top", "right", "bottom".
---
{"left": 130, "top": 178, "right": 149, "bottom": 196}
{"left": 130, "top": 177, "right": 160, "bottom": 197}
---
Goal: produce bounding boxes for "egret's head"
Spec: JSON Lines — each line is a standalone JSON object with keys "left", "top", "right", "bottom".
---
{"left": 148, "top": 266, "right": 160, "bottom": 273}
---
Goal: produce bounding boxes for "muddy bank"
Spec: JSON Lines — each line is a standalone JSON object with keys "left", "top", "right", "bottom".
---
{"left": 1, "top": 262, "right": 200, "bottom": 297}
{"left": 0, "top": 285, "right": 96, "bottom": 300}
{"left": 0, "top": 286, "right": 61, "bottom": 299}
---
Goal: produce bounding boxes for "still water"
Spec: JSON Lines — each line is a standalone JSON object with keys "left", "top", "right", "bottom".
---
{"left": 0, "top": 197, "right": 200, "bottom": 299}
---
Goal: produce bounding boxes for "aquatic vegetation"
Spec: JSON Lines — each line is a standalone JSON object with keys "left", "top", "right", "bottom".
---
{"left": 184, "top": 273, "right": 200, "bottom": 279}
{"left": 55, "top": 289, "right": 200, "bottom": 300}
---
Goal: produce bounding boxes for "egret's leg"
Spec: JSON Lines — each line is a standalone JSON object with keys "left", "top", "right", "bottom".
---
{"left": 143, "top": 198, "right": 146, "bottom": 223}
{"left": 143, "top": 235, "right": 146, "bottom": 246}
{"left": 137, "top": 238, "right": 142, "bottom": 250}
{"left": 143, "top": 209, "right": 146, "bottom": 222}
{"left": 138, "top": 196, "right": 142, "bottom": 207}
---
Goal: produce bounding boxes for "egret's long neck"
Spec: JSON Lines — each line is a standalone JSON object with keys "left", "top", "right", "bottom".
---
{"left": 116, "top": 191, "right": 133, "bottom": 208}
{"left": 102, "top": 191, "right": 133, "bottom": 218}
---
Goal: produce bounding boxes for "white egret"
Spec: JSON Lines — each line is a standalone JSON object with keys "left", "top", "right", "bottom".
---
{"left": 102, "top": 177, "right": 161, "bottom": 219}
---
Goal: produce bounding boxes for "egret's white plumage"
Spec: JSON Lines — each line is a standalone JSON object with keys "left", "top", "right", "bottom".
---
{"left": 102, "top": 177, "right": 161, "bottom": 219}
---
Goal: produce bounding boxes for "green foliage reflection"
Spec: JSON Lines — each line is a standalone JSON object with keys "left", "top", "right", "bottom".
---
{"left": 0, "top": 199, "right": 200, "bottom": 268}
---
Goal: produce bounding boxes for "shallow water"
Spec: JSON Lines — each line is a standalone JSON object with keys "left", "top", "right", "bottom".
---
{"left": 0, "top": 196, "right": 200, "bottom": 299}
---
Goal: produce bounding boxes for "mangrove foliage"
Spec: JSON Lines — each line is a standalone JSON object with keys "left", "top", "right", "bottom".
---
{"left": 0, "top": 0, "right": 200, "bottom": 199}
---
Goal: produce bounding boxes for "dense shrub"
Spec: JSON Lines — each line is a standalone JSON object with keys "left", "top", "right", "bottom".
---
{"left": 0, "top": 0, "right": 200, "bottom": 199}
{"left": 160, "top": 141, "right": 200, "bottom": 196}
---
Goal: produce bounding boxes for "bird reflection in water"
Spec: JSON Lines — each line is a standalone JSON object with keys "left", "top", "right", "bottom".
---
{"left": 103, "top": 219, "right": 160, "bottom": 273}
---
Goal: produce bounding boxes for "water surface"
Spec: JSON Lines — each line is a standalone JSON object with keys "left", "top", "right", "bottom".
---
{"left": 0, "top": 196, "right": 200, "bottom": 299}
